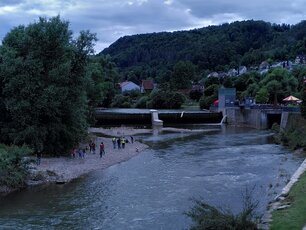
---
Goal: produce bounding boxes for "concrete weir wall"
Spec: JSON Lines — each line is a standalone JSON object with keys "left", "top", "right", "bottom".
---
{"left": 224, "top": 107, "right": 269, "bottom": 129}
{"left": 224, "top": 107, "right": 294, "bottom": 130}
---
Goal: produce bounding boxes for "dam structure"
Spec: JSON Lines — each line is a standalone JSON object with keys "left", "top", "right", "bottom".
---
{"left": 95, "top": 108, "right": 223, "bottom": 126}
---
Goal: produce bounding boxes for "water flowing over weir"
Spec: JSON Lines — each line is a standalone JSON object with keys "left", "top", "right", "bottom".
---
{"left": 0, "top": 126, "right": 303, "bottom": 229}
{"left": 95, "top": 108, "right": 223, "bottom": 125}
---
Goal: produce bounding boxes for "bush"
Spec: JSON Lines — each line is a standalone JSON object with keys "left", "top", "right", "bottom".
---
{"left": 0, "top": 144, "right": 32, "bottom": 189}
{"left": 186, "top": 188, "right": 259, "bottom": 230}
{"left": 168, "top": 92, "right": 186, "bottom": 109}
{"left": 135, "top": 96, "right": 149, "bottom": 108}
{"left": 111, "top": 94, "right": 132, "bottom": 108}
{"left": 199, "top": 95, "right": 216, "bottom": 109}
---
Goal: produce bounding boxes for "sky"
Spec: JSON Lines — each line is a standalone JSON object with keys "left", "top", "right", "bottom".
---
{"left": 1, "top": 0, "right": 306, "bottom": 53}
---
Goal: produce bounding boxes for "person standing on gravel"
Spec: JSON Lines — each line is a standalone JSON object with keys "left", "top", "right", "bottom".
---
{"left": 117, "top": 137, "right": 121, "bottom": 149}
{"left": 100, "top": 142, "right": 105, "bottom": 158}
{"left": 92, "top": 142, "right": 96, "bottom": 154}
{"left": 112, "top": 137, "right": 116, "bottom": 149}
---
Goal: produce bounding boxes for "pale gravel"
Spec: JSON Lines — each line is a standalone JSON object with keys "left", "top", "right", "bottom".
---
{"left": 34, "top": 135, "right": 148, "bottom": 183}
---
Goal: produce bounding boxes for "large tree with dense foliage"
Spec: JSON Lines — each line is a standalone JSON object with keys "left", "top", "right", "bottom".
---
{"left": 258, "top": 68, "right": 298, "bottom": 105}
{"left": 170, "top": 61, "right": 195, "bottom": 90}
{"left": 0, "top": 16, "right": 96, "bottom": 154}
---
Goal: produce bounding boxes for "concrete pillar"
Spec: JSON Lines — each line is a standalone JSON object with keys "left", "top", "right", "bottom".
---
{"left": 150, "top": 109, "right": 163, "bottom": 127}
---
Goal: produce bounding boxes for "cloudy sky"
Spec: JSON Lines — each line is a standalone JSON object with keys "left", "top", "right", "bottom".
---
{"left": 1, "top": 0, "right": 306, "bottom": 53}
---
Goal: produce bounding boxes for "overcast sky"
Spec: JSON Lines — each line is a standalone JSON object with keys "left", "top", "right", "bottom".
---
{"left": 1, "top": 0, "right": 306, "bottom": 53}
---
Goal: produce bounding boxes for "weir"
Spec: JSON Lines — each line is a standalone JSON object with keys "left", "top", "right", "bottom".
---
{"left": 95, "top": 108, "right": 223, "bottom": 125}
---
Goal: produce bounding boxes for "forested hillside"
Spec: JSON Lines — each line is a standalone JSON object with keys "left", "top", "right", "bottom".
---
{"left": 101, "top": 20, "right": 306, "bottom": 83}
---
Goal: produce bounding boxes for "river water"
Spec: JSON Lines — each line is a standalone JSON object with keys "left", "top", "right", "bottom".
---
{"left": 0, "top": 127, "right": 303, "bottom": 230}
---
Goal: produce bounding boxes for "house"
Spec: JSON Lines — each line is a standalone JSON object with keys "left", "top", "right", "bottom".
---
{"left": 259, "top": 61, "right": 270, "bottom": 70}
{"left": 207, "top": 72, "right": 219, "bottom": 78}
{"left": 227, "top": 69, "right": 238, "bottom": 77}
{"left": 238, "top": 66, "right": 247, "bottom": 75}
{"left": 140, "top": 80, "right": 155, "bottom": 93}
{"left": 295, "top": 55, "right": 306, "bottom": 64}
{"left": 119, "top": 81, "right": 140, "bottom": 93}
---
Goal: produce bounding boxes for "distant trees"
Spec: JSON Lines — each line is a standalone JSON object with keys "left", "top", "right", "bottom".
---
{"left": 0, "top": 16, "right": 97, "bottom": 154}
{"left": 102, "top": 20, "right": 306, "bottom": 86}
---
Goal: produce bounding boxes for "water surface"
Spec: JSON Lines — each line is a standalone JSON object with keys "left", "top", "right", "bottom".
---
{"left": 0, "top": 127, "right": 303, "bottom": 229}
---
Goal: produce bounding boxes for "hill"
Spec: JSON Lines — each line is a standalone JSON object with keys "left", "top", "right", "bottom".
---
{"left": 100, "top": 20, "right": 306, "bottom": 83}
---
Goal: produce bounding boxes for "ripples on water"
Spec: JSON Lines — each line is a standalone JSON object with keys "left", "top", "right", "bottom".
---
{"left": 0, "top": 126, "right": 303, "bottom": 229}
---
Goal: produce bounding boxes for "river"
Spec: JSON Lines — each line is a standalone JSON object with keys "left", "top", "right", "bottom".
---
{"left": 0, "top": 126, "right": 303, "bottom": 229}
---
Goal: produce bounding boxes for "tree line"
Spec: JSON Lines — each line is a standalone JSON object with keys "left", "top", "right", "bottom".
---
{"left": 101, "top": 20, "right": 306, "bottom": 85}
{"left": 2, "top": 16, "right": 306, "bottom": 158}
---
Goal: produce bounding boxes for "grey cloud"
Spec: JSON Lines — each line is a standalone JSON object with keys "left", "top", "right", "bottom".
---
{"left": 1, "top": 0, "right": 306, "bottom": 52}
{"left": 175, "top": 0, "right": 306, "bottom": 24}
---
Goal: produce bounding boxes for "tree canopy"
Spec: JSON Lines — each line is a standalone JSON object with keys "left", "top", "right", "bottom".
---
{"left": 0, "top": 16, "right": 97, "bottom": 154}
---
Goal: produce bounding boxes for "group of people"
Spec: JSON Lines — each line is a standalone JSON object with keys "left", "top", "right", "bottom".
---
{"left": 111, "top": 136, "right": 133, "bottom": 149}
{"left": 70, "top": 136, "right": 134, "bottom": 160}
{"left": 36, "top": 136, "right": 136, "bottom": 166}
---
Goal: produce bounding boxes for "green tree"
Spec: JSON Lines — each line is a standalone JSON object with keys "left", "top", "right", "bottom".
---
{"left": 111, "top": 94, "right": 131, "bottom": 108}
{"left": 170, "top": 61, "right": 195, "bottom": 90}
{"left": 255, "top": 88, "right": 269, "bottom": 103}
{"left": 168, "top": 92, "right": 186, "bottom": 109}
{"left": 301, "top": 87, "right": 306, "bottom": 119}
{"left": 259, "top": 68, "right": 298, "bottom": 105}
{"left": 0, "top": 16, "right": 96, "bottom": 154}
{"left": 266, "top": 80, "right": 282, "bottom": 105}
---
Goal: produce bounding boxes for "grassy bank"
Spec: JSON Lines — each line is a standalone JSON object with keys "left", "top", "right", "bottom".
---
{"left": 270, "top": 171, "right": 306, "bottom": 229}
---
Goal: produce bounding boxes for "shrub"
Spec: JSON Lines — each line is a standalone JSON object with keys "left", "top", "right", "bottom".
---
{"left": 135, "top": 96, "right": 149, "bottom": 108}
{"left": 0, "top": 144, "right": 32, "bottom": 189}
{"left": 111, "top": 94, "right": 132, "bottom": 108}
{"left": 199, "top": 95, "right": 216, "bottom": 109}
{"left": 186, "top": 188, "right": 259, "bottom": 230}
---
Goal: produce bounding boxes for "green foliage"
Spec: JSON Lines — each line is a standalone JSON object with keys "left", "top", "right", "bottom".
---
{"left": 147, "top": 89, "right": 186, "bottom": 109}
{"left": 301, "top": 86, "right": 306, "bottom": 119}
{"left": 258, "top": 68, "right": 298, "bottom": 105}
{"left": 85, "top": 56, "right": 118, "bottom": 109}
{"left": 123, "top": 89, "right": 141, "bottom": 99}
{"left": 186, "top": 188, "right": 259, "bottom": 230}
{"left": 0, "top": 144, "right": 32, "bottom": 189}
{"left": 255, "top": 88, "right": 269, "bottom": 103}
{"left": 169, "top": 92, "right": 186, "bottom": 109}
{"left": 270, "top": 171, "right": 306, "bottom": 230}
{"left": 111, "top": 94, "right": 132, "bottom": 108}
{"left": 170, "top": 61, "right": 195, "bottom": 90}
{"left": 199, "top": 95, "right": 217, "bottom": 109}
{"left": 189, "top": 88, "right": 203, "bottom": 101}
{"left": 274, "top": 114, "right": 306, "bottom": 150}
{"left": 204, "top": 84, "right": 219, "bottom": 97}
{"left": 135, "top": 96, "right": 149, "bottom": 108}
{"left": 101, "top": 20, "right": 305, "bottom": 85}
{"left": 0, "top": 16, "right": 96, "bottom": 154}
{"left": 222, "top": 77, "right": 233, "bottom": 88}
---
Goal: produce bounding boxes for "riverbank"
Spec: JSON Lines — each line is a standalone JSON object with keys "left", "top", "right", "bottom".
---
{"left": 27, "top": 135, "right": 148, "bottom": 187}
{"left": 259, "top": 149, "right": 306, "bottom": 229}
